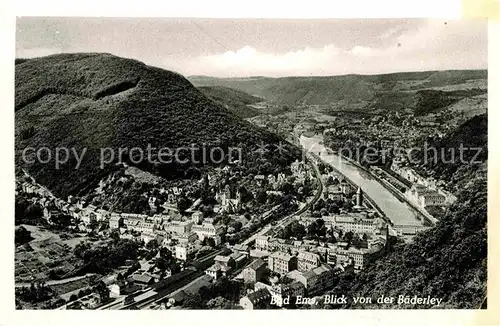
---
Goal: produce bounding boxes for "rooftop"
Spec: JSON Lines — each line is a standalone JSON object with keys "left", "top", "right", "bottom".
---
{"left": 131, "top": 274, "right": 153, "bottom": 284}
{"left": 215, "top": 255, "right": 232, "bottom": 263}
{"left": 270, "top": 251, "right": 295, "bottom": 261}
{"left": 246, "top": 258, "right": 266, "bottom": 271}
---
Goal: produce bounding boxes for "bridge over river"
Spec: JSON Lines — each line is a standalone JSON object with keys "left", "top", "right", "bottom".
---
{"left": 300, "top": 135, "right": 424, "bottom": 227}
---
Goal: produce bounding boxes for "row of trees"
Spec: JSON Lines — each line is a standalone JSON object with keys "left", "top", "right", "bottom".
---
{"left": 73, "top": 238, "right": 140, "bottom": 274}
{"left": 181, "top": 278, "right": 243, "bottom": 309}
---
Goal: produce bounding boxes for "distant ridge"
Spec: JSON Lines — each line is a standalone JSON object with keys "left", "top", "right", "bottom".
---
{"left": 189, "top": 69, "right": 487, "bottom": 108}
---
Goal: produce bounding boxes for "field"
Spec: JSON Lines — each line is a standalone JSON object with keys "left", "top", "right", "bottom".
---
{"left": 15, "top": 225, "right": 81, "bottom": 282}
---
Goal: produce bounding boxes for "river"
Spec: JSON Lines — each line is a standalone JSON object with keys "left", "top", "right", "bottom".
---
{"left": 300, "top": 135, "right": 422, "bottom": 226}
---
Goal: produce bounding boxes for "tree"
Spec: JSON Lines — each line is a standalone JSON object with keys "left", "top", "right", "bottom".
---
{"left": 109, "top": 228, "right": 120, "bottom": 243}
{"left": 238, "top": 186, "right": 253, "bottom": 203}
{"left": 16, "top": 281, "right": 54, "bottom": 303}
{"left": 206, "top": 296, "right": 233, "bottom": 309}
{"left": 256, "top": 190, "right": 267, "bottom": 204}
{"left": 183, "top": 293, "right": 204, "bottom": 309}
{"left": 221, "top": 214, "right": 231, "bottom": 225}
{"left": 146, "top": 239, "right": 159, "bottom": 250}
{"left": 229, "top": 220, "right": 243, "bottom": 233}
{"left": 74, "top": 241, "right": 91, "bottom": 259}
{"left": 290, "top": 220, "right": 307, "bottom": 240}
{"left": 344, "top": 231, "right": 354, "bottom": 246}
{"left": 51, "top": 214, "right": 72, "bottom": 229}
{"left": 159, "top": 247, "right": 172, "bottom": 260}
{"left": 177, "top": 196, "right": 192, "bottom": 214}
{"left": 93, "top": 280, "right": 110, "bottom": 302}
{"left": 307, "top": 218, "right": 327, "bottom": 239}
{"left": 15, "top": 226, "right": 32, "bottom": 245}
{"left": 280, "top": 181, "right": 294, "bottom": 195}
{"left": 88, "top": 219, "right": 99, "bottom": 232}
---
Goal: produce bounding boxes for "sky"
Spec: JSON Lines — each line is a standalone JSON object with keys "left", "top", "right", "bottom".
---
{"left": 16, "top": 18, "right": 487, "bottom": 77}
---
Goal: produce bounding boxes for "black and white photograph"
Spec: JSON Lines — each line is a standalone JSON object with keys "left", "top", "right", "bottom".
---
{"left": 10, "top": 14, "right": 489, "bottom": 312}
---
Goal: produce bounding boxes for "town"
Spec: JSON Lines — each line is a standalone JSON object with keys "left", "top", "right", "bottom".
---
{"left": 15, "top": 134, "right": 414, "bottom": 310}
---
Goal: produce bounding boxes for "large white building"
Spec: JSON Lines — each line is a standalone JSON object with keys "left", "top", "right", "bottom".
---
{"left": 255, "top": 235, "right": 270, "bottom": 251}
{"left": 192, "top": 222, "right": 224, "bottom": 240}
{"left": 165, "top": 221, "right": 193, "bottom": 235}
{"left": 331, "top": 214, "right": 383, "bottom": 234}
{"left": 175, "top": 243, "right": 197, "bottom": 261}
{"left": 406, "top": 185, "right": 446, "bottom": 208}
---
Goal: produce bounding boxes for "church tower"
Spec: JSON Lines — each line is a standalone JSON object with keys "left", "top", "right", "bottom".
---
{"left": 356, "top": 187, "right": 363, "bottom": 207}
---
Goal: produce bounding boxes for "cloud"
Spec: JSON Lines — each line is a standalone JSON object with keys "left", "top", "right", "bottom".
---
{"left": 349, "top": 46, "right": 379, "bottom": 57}
{"left": 178, "top": 20, "right": 486, "bottom": 77}
{"left": 16, "top": 20, "right": 486, "bottom": 78}
{"left": 379, "top": 27, "right": 402, "bottom": 39}
{"left": 179, "top": 45, "right": 342, "bottom": 77}
{"left": 16, "top": 47, "right": 63, "bottom": 59}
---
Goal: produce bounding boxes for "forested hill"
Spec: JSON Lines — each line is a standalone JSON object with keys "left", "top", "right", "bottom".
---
{"left": 197, "top": 86, "right": 262, "bottom": 119}
{"left": 410, "top": 113, "right": 487, "bottom": 192}
{"left": 189, "top": 70, "right": 487, "bottom": 111}
{"left": 327, "top": 115, "right": 488, "bottom": 309}
{"left": 15, "top": 53, "right": 300, "bottom": 198}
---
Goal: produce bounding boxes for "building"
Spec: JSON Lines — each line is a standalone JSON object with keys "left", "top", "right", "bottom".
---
{"left": 130, "top": 274, "right": 154, "bottom": 286}
{"left": 255, "top": 235, "right": 269, "bottom": 251}
{"left": 175, "top": 243, "right": 196, "bottom": 261}
{"left": 148, "top": 197, "right": 158, "bottom": 212}
{"left": 287, "top": 264, "right": 334, "bottom": 296}
{"left": 205, "top": 264, "right": 224, "bottom": 280}
{"left": 331, "top": 213, "right": 382, "bottom": 234}
{"left": 254, "top": 281, "right": 306, "bottom": 307}
{"left": 334, "top": 240, "right": 385, "bottom": 271}
{"left": 239, "top": 288, "right": 271, "bottom": 310}
{"left": 96, "top": 208, "right": 109, "bottom": 221}
{"left": 268, "top": 174, "right": 277, "bottom": 185}
{"left": 108, "top": 213, "right": 123, "bottom": 229}
{"left": 324, "top": 185, "right": 344, "bottom": 201}
{"left": 165, "top": 221, "right": 193, "bottom": 235}
{"left": 80, "top": 210, "right": 96, "bottom": 225}
{"left": 174, "top": 231, "right": 198, "bottom": 244}
{"left": 131, "top": 221, "right": 155, "bottom": 233}
{"left": 214, "top": 255, "right": 235, "bottom": 269}
{"left": 151, "top": 214, "right": 167, "bottom": 226}
{"left": 297, "top": 251, "right": 321, "bottom": 272}
{"left": 355, "top": 187, "right": 363, "bottom": 207}
{"left": 406, "top": 185, "right": 446, "bottom": 207}
{"left": 205, "top": 255, "right": 235, "bottom": 280}
{"left": 141, "top": 232, "right": 163, "bottom": 245}
{"left": 191, "top": 211, "right": 204, "bottom": 224}
{"left": 243, "top": 259, "right": 267, "bottom": 284}
{"left": 233, "top": 243, "right": 249, "bottom": 254}
{"left": 192, "top": 222, "right": 224, "bottom": 241}
{"left": 229, "top": 252, "right": 247, "bottom": 268}
{"left": 268, "top": 251, "right": 298, "bottom": 276}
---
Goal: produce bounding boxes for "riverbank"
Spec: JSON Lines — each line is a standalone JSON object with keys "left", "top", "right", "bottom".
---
{"left": 300, "top": 135, "right": 424, "bottom": 226}
{"left": 334, "top": 152, "right": 436, "bottom": 226}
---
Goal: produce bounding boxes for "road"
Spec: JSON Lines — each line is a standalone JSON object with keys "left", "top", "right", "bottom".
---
{"left": 15, "top": 273, "right": 96, "bottom": 288}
